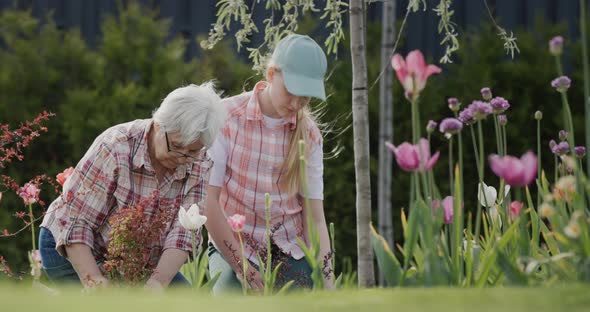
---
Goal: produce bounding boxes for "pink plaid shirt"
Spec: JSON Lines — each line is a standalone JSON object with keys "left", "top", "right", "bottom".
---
{"left": 41, "top": 119, "right": 209, "bottom": 260}
{"left": 208, "top": 82, "right": 323, "bottom": 264}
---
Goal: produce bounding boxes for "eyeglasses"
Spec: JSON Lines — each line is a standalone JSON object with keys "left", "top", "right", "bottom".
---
{"left": 165, "top": 131, "right": 206, "bottom": 161}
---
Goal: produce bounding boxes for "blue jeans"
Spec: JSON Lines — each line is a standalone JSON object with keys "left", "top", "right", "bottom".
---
{"left": 39, "top": 227, "right": 189, "bottom": 286}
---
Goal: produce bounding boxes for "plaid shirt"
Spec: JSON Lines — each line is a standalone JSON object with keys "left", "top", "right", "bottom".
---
{"left": 209, "top": 82, "right": 323, "bottom": 264}
{"left": 41, "top": 119, "right": 209, "bottom": 261}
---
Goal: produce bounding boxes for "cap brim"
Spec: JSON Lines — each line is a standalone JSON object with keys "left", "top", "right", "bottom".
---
{"left": 282, "top": 71, "right": 326, "bottom": 101}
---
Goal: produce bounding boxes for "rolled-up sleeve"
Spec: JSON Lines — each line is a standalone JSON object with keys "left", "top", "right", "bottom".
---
{"left": 56, "top": 145, "right": 117, "bottom": 257}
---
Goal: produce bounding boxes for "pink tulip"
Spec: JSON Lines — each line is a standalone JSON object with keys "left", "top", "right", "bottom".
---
{"left": 442, "top": 196, "right": 454, "bottom": 224}
{"left": 18, "top": 183, "right": 40, "bottom": 206}
{"left": 56, "top": 167, "right": 75, "bottom": 187}
{"left": 385, "top": 138, "right": 440, "bottom": 172}
{"left": 509, "top": 201, "right": 524, "bottom": 219}
{"left": 391, "top": 50, "right": 442, "bottom": 100}
{"left": 227, "top": 214, "right": 246, "bottom": 232}
{"left": 0, "top": 192, "right": 2, "bottom": 204}
{"left": 489, "top": 151, "right": 538, "bottom": 187}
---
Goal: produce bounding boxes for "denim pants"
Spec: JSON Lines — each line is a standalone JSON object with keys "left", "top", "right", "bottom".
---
{"left": 39, "top": 227, "right": 189, "bottom": 286}
{"left": 207, "top": 242, "right": 312, "bottom": 294}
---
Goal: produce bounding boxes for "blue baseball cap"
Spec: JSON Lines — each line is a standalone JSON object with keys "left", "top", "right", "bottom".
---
{"left": 272, "top": 34, "right": 327, "bottom": 101}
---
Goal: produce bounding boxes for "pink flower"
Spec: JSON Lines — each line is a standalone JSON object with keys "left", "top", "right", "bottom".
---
{"left": 0, "top": 192, "right": 2, "bottom": 204}
{"left": 489, "top": 151, "right": 538, "bottom": 187}
{"left": 509, "top": 201, "right": 524, "bottom": 219}
{"left": 442, "top": 196, "right": 454, "bottom": 224}
{"left": 391, "top": 50, "right": 442, "bottom": 100}
{"left": 227, "top": 214, "right": 246, "bottom": 232}
{"left": 56, "top": 167, "right": 75, "bottom": 187}
{"left": 18, "top": 183, "right": 40, "bottom": 206}
{"left": 385, "top": 138, "right": 440, "bottom": 172}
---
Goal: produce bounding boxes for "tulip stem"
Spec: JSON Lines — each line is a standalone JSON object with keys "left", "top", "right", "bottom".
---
{"left": 238, "top": 232, "right": 248, "bottom": 295}
{"left": 191, "top": 230, "right": 198, "bottom": 289}
{"left": 477, "top": 121, "right": 485, "bottom": 181}
{"left": 470, "top": 126, "right": 483, "bottom": 243}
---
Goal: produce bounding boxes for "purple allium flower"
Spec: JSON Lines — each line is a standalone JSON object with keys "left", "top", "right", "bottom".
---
{"left": 468, "top": 100, "right": 493, "bottom": 120}
{"left": 426, "top": 120, "right": 438, "bottom": 133}
{"left": 551, "top": 76, "right": 571, "bottom": 92}
{"left": 534, "top": 111, "right": 543, "bottom": 120}
{"left": 498, "top": 114, "right": 508, "bottom": 126}
{"left": 439, "top": 118, "right": 463, "bottom": 138}
{"left": 480, "top": 87, "right": 492, "bottom": 101}
{"left": 549, "top": 139, "right": 557, "bottom": 150}
{"left": 448, "top": 97, "right": 461, "bottom": 112}
{"left": 490, "top": 97, "right": 510, "bottom": 114}
{"left": 552, "top": 141, "right": 570, "bottom": 155}
{"left": 549, "top": 36, "right": 564, "bottom": 56}
{"left": 458, "top": 107, "right": 476, "bottom": 125}
{"left": 558, "top": 130, "right": 568, "bottom": 142}
{"left": 574, "top": 146, "right": 586, "bottom": 158}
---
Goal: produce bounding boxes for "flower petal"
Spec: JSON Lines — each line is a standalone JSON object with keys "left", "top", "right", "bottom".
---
{"left": 520, "top": 151, "right": 538, "bottom": 186}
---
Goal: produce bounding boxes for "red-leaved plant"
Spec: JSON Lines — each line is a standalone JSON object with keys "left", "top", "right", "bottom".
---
{"left": 102, "top": 191, "right": 175, "bottom": 285}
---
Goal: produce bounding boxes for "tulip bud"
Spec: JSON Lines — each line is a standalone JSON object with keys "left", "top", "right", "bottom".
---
{"left": 534, "top": 111, "right": 543, "bottom": 120}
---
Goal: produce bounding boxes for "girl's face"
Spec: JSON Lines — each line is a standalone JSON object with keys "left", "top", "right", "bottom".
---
{"left": 267, "top": 68, "right": 311, "bottom": 118}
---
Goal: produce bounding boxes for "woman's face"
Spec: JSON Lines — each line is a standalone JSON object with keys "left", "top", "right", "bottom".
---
{"left": 267, "top": 69, "right": 311, "bottom": 118}
{"left": 153, "top": 124, "right": 205, "bottom": 170}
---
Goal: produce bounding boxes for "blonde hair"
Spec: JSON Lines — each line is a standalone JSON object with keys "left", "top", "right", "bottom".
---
{"left": 281, "top": 106, "right": 318, "bottom": 195}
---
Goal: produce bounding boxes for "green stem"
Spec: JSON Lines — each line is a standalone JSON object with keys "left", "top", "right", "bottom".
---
{"left": 477, "top": 121, "right": 485, "bottom": 181}
{"left": 555, "top": 56, "right": 564, "bottom": 76}
{"left": 555, "top": 155, "right": 559, "bottom": 182}
{"left": 449, "top": 136, "right": 454, "bottom": 196}
{"left": 502, "top": 124, "right": 508, "bottom": 155}
{"left": 493, "top": 115, "right": 502, "bottom": 155}
{"left": 238, "top": 232, "right": 248, "bottom": 295}
{"left": 537, "top": 117, "right": 542, "bottom": 207}
{"left": 411, "top": 99, "right": 419, "bottom": 144}
{"left": 191, "top": 231, "right": 198, "bottom": 289}
{"left": 458, "top": 130, "right": 465, "bottom": 208}
{"left": 29, "top": 203, "right": 35, "bottom": 251}
{"left": 470, "top": 126, "right": 483, "bottom": 243}
{"left": 560, "top": 92, "right": 576, "bottom": 148}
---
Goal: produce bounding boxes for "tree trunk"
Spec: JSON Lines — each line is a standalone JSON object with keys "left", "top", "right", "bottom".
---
{"left": 377, "top": 0, "right": 396, "bottom": 287}
{"left": 349, "top": 0, "right": 375, "bottom": 288}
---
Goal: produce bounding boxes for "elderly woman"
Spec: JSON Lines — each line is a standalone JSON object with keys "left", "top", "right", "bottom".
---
{"left": 39, "top": 82, "right": 226, "bottom": 289}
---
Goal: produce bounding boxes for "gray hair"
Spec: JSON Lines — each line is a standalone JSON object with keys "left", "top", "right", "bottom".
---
{"left": 153, "top": 81, "right": 226, "bottom": 147}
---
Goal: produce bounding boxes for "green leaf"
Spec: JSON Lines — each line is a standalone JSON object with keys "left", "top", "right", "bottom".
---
{"left": 370, "top": 224, "right": 402, "bottom": 287}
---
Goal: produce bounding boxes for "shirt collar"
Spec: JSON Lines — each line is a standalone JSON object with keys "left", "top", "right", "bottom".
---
{"left": 246, "top": 81, "right": 297, "bottom": 130}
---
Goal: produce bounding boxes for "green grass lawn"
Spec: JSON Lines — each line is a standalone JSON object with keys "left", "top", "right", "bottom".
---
{"left": 1, "top": 284, "right": 589, "bottom": 312}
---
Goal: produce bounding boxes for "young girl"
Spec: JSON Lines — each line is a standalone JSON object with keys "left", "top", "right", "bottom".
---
{"left": 205, "top": 34, "right": 333, "bottom": 293}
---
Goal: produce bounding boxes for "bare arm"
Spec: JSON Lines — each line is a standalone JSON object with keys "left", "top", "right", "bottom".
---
{"left": 204, "top": 185, "right": 263, "bottom": 289}
{"left": 65, "top": 244, "right": 109, "bottom": 288}
{"left": 302, "top": 199, "right": 334, "bottom": 289}
{"left": 146, "top": 248, "right": 189, "bottom": 289}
